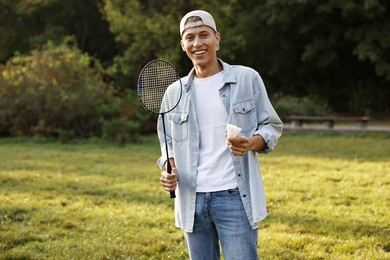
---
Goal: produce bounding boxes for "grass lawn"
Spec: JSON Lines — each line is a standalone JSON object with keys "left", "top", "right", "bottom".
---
{"left": 0, "top": 133, "right": 389, "bottom": 259}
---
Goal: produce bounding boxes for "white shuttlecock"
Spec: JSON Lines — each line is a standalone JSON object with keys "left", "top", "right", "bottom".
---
{"left": 226, "top": 124, "right": 241, "bottom": 144}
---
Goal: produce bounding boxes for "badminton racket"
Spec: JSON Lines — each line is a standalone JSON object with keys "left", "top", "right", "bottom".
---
{"left": 137, "top": 59, "right": 182, "bottom": 198}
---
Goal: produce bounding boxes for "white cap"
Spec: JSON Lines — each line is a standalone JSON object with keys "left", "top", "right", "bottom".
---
{"left": 179, "top": 10, "right": 217, "bottom": 36}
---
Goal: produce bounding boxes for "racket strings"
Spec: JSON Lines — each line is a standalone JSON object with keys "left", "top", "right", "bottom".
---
{"left": 138, "top": 61, "right": 181, "bottom": 114}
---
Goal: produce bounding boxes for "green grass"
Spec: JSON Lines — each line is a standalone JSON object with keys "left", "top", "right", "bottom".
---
{"left": 0, "top": 133, "right": 389, "bottom": 259}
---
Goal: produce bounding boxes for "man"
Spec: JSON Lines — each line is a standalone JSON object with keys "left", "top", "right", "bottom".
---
{"left": 157, "top": 10, "right": 282, "bottom": 259}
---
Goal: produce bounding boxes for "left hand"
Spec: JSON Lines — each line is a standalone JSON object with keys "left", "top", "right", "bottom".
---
{"left": 227, "top": 135, "right": 266, "bottom": 156}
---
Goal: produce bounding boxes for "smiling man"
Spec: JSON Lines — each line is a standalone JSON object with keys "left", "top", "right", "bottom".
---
{"left": 180, "top": 13, "right": 221, "bottom": 78}
{"left": 157, "top": 10, "right": 283, "bottom": 259}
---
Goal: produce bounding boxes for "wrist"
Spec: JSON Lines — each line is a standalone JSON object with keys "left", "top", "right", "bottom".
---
{"left": 250, "top": 135, "right": 266, "bottom": 151}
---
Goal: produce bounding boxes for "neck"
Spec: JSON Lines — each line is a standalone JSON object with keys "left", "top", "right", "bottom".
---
{"left": 194, "top": 59, "right": 223, "bottom": 78}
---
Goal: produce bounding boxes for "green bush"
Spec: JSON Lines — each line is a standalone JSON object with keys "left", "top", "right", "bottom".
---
{"left": 273, "top": 95, "right": 332, "bottom": 120}
{"left": 102, "top": 118, "right": 140, "bottom": 144}
{"left": 102, "top": 90, "right": 153, "bottom": 144}
{"left": 0, "top": 38, "right": 145, "bottom": 143}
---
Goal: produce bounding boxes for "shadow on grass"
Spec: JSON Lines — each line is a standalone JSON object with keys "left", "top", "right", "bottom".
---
{"left": 0, "top": 173, "right": 169, "bottom": 206}
{"left": 262, "top": 211, "right": 390, "bottom": 252}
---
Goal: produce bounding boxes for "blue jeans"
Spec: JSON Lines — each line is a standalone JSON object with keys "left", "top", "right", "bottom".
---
{"left": 184, "top": 189, "right": 258, "bottom": 260}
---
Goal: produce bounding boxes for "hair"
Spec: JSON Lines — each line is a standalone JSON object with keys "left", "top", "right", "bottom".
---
{"left": 184, "top": 16, "right": 216, "bottom": 35}
{"left": 184, "top": 16, "right": 203, "bottom": 26}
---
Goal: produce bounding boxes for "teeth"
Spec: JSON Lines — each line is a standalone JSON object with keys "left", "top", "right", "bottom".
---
{"left": 194, "top": 50, "right": 206, "bottom": 54}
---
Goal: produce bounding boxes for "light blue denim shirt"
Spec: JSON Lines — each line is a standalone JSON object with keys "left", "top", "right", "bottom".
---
{"left": 157, "top": 59, "right": 283, "bottom": 232}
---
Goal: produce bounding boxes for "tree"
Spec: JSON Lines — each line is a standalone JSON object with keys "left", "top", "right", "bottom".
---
{"left": 232, "top": 0, "right": 390, "bottom": 113}
{"left": 1, "top": 0, "right": 389, "bottom": 115}
{"left": 0, "top": 0, "right": 117, "bottom": 63}
{"left": 101, "top": 0, "right": 240, "bottom": 89}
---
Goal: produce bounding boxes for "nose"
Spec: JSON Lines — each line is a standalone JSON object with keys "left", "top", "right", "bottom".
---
{"left": 193, "top": 36, "right": 202, "bottom": 47}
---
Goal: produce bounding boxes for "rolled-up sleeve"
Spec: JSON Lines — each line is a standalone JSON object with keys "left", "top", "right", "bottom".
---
{"left": 252, "top": 72, "right": 283, "bottom": 153}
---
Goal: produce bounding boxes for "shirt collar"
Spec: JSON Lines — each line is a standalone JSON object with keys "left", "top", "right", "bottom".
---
{"left": 184, "top": 59, "right": 237, "bottom": 92}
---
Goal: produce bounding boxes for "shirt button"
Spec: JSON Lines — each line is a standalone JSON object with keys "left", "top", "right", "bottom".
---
{"left": 243, "top": 194, "right": 247, "bottom": 198}
{"left": 238, "top": 174, "right": 241, "bottom": 177}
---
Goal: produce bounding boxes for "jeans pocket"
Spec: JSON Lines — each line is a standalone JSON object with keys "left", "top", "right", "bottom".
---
{"left": 226, "top": 188, "right": 241, "bottom": 200}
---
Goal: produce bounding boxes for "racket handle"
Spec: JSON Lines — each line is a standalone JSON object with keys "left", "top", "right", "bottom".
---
{"left": 166, "top": 160, "right": 176, "bottom": 199}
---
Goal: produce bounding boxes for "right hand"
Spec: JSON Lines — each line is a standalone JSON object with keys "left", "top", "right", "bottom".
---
{"left": 160, "top": 167, "right": 178, "bottom": 192}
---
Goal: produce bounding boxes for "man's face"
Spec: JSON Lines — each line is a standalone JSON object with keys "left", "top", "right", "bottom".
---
{"left": 180, "top": 26, "right": 220, "bottom": 70}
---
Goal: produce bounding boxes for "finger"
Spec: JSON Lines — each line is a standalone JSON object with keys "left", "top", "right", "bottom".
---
{"left": 161, "top": 170, "right": 175, "bottom": 179}
{"left": 160, "top": 168, "right": 178, "bottom": 192}
{"left": 160, "top": 171, "right": 177, "bottom": 185}
{"left": 229, "top": 145, "right": 245, "bottom": 156}
{"left": 164, "top": 187, "right": 176, "bottom": 192}
{"left": 161, "top": 179, "right": 177, "bottom": 191}
{"left": 161, "top": 175, "right": 176, "bottom": 184}
{"left": 171, "top": 167, "right": 178, "bottom": 175}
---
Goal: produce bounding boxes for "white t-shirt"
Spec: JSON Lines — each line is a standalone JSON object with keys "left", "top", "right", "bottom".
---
{"left": 193, "top": 71, "right": 238, "bottom": 192}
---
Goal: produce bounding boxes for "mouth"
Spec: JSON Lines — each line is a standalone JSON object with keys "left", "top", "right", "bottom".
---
{"left": 193, "top": 50, "right": 207, "bottom": 55}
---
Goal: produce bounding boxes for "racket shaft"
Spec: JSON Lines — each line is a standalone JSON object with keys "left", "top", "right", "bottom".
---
{"left": 162, "top": 114, "right": 176, "bottom": 199}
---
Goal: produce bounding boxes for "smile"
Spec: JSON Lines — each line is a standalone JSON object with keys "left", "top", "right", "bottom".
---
{"left": 193, "top": 50, "right": 206, "bottom": 55}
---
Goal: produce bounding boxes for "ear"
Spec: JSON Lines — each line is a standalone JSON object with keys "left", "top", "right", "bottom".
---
{"left": 215, "top": 32, "right": 221, "bottom": 51}
{"left": 180, "top": 40, "right": 186, "bottom": 51}
{"left": 216, "top": 32, "right": 221, "bottom": 43}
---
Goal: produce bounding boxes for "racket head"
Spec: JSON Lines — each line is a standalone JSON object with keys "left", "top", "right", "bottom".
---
{"left": 137, "top": 59, "right": 182, "bottom": 115}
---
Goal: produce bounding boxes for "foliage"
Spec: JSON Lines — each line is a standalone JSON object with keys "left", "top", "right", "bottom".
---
{"left": 0, "top": 37, "right": 145, "bottom": 142}
{"left": 0, "top": 0, "right": 117, "bottom": 63}
{"left": 102, "top": 90, "right": 153, "bottom": 144}
{"left": 273, "top": 95, "right": 332, "bottom": 120}
{"left": 0, "top": 134, "right": 389, "bottom": 258}
{"left": 101, "top": 0, "right": 241, "bottom": 89}
{"left": 100, "top": 0, "right": 390, "bottom": 113}
{"left": 101, "top": 0, "right": 179, "bottom": 89}
{"left": 233, "top": 0, "right": 390, "bottom": 113}
{"left": 1, "top": 0, "right": 390, "bottom": 124}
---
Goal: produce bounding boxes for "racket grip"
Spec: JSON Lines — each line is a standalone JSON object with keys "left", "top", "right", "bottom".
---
{"left": 166, "top": 160, "right": 176, "bottom": 199}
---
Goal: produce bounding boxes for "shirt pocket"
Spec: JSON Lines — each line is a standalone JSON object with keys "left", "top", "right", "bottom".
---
{"left": 232, "top": 100, "right": 256, "bottom": 134}
{"left": 168, "top": 112, "right": 189, "bottom": 142}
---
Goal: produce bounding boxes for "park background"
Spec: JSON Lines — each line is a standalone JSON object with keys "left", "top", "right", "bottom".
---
{"left": 0, "top": 0, "right": 389, "bottom": 259}
{"left": 1, "top": 0, "right": 390, "bottom": 140}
